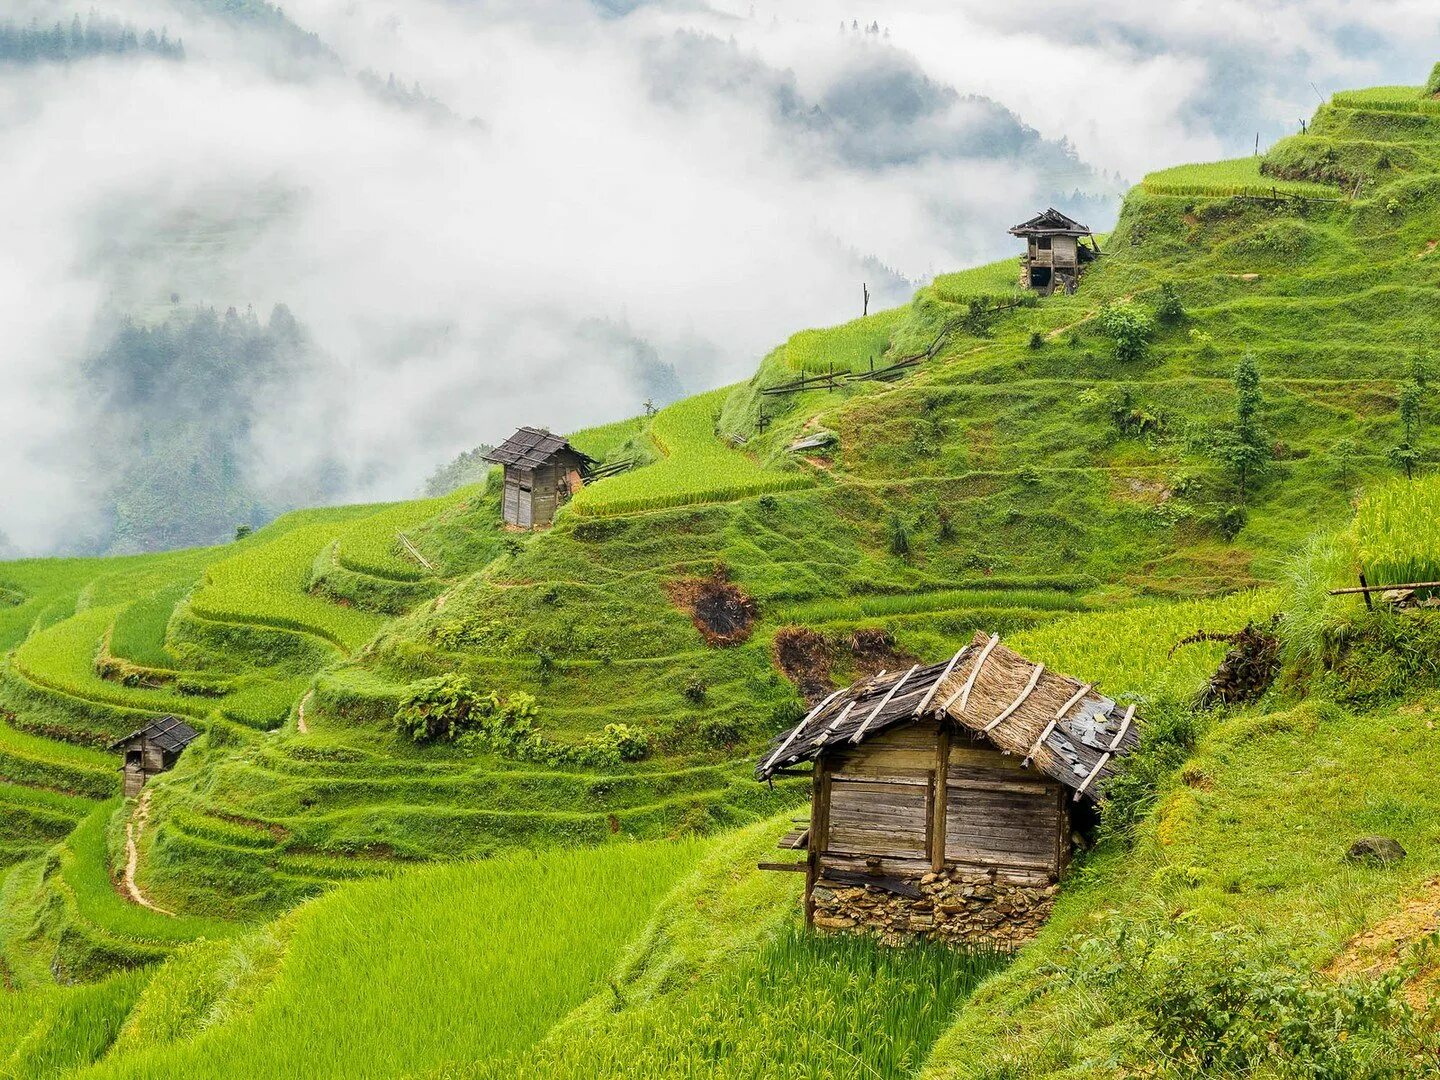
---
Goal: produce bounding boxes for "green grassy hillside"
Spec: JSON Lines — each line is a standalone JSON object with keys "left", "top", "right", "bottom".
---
{"left": 2, "top": 74, "right": 1440, "bottom": 1076}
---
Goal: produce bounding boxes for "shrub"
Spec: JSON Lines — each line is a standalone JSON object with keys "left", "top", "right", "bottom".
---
{"left": 394, "top": 674, "right": 490, "bottom": 742}
{"left": 887, "top": 514, "right": 910, "bottom": 557}
{"left": 1098, "top": 301, "right": 1154, "bottom": 363}
{"left": 1098, "top": 702, "right": 1200, "bottom": 845}
{"left": 1426, "top": 61, "right": 1440, "bottom": 97}
{"left": 1153, "top": 282, "right": 1185, "bottom": 326}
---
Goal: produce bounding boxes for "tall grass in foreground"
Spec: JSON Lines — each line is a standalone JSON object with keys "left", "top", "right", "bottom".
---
{"left": 79, "top": 841, "right": 703, "bottom": 1080}
{"left": 471, "top": 927, "right": 1006, "bottom": 1080}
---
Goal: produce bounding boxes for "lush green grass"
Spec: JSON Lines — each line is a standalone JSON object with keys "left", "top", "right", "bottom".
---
{"left": 569, "top": 387, "right": 813, "bottom": 516}
{"left": 330, "top": 490, "right": 475, "bottom": 582}
{"left": 1354, "top": 475, "right": 1440, "bottom": 586}
{"left": 466, "top": 818, "right": 1005, "bottom": 1080}
{"left": 778, "top": 307, "right": 907, "bottom": 375}
{"left": 78, "top": 840, "right": 703, "bottom": 1079}
{"left": 109, "top": 583, "right": 190, "bottom": 668}
{"left": 928, "top": 256, "right": 1026, "bottom": 303}
{"left": 1008, "top": 590, "right": 1281, "bottom": 705}
{"left": 0, "top": 970, "right": 151, "bottom": 1078}
{"left": 186, "top": 513, "right": 388, "bottom": 652}
{"left": 1142, "top": 155, "right": 1340, "bottom": 197}
{"left": 568, "top": 414, "right": 649, "bottom": 462}
{"left": 1332, "top": 86, "right": 1440, "bottom": 114}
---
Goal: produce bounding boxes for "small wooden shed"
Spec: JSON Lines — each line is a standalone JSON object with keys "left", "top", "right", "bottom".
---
{"left": 483, "top": 428, "right": 596, "bottom": 529}
{"left": 110, "top": 716, "right": 198, "bottom": 797}
{"left": 756, "top": 632, "right": 1140, "bottom": 945}
{"left": 1009, "top": 208, "right": 1100, "bottom": 295}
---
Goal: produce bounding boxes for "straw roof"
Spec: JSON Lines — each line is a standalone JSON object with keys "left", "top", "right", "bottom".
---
{"left": 756, "top": 632, "right": 1141, "bottom": 800}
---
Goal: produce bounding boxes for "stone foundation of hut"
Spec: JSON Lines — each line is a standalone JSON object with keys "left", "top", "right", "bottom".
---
{"left": 811, "top": 870, "right": 1058, "bottom": 948}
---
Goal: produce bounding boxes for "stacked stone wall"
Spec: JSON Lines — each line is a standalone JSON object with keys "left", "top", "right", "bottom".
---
{"left": 811, "top": 868, "right": 1057, "bottom": 948}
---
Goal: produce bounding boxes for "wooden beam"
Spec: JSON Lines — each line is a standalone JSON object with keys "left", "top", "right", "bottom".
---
{"left": 848, "top": 664, "right": 919, "bottom": 744}
{"left": 1025, "top": 683, "right": 1091, "bottom": 767}
{"left": 757, "top": 862, "right": 808, "bottom": 873}
{"left": 1107, "top": 704, "right": 1136, "bottom": 751}
{"left": 913, "top": 647, "right": 969, "bottom": 717}
{"left": 983, "top": 662, "right": 1045, "bottom": 733}
{"left": 931, "top": 723, "right": 951, "bottom": 873}
{"left": 1072, "top": 752, "right": 1112, "bottom": 801}
{"left": 940, "top": 634, "right": 999, "bottom": 715}
{"left": 823, "top": 699, "right": 859, "bottom": 735}
{"left": 1330, "top": 579, "right": 1440, "bottom": 596}
{"left": 762, "top": 684, "right": 848, "bottom": 774}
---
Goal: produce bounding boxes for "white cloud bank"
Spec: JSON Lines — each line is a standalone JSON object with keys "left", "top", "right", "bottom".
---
{"left": 0, "top": 0, "right": 1436, "bottom": 552}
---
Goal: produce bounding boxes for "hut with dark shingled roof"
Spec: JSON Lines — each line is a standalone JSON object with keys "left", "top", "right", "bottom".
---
{"left": 1009, "top": 208, "right": 1101, "bottom": 295}
{"left": 110, "top": 716, "right": 199, "bottom": 797}
{"left": 756, "top": 632, "right": 1141, "bottom": 946}
{"left": 483, "top": 427, "right": 596, "bottom": 529}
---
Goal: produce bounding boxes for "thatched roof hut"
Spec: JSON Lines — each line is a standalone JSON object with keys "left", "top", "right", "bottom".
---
{"left": 756, "top": 632, "right": 1142, "bottom": 944}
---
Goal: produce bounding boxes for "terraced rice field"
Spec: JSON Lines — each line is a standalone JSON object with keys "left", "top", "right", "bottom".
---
{"left": 569, "top": 388, "right": 812, "bottom": 517}
{"left": 1142, "top": 156, "right": 1340, "bottom": 198}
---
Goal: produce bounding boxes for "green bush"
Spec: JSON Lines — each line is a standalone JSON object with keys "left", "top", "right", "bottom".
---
{"left": 1098, "top": 301, "right": 1154, "bottom": 363}
{"left": 394, "top": 674, "right": 494, "bottom": 742}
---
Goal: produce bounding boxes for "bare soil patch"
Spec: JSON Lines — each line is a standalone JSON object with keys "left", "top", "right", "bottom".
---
{"left": 1326, "top": 877, "right": 1440, "bottom": 1008}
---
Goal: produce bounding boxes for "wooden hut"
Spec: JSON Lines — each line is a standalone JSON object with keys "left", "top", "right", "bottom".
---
{"left": 1009, "top": 208, "right": 1100, "bottom": 295}
{"left": 483, "top": 428, "right": 596, "bottom": 529}
{"left": 756, "top": 632, "right": 1140, "bottom": 945}
{"left": 110, "top": 716, "right": 198, "bottom": 797}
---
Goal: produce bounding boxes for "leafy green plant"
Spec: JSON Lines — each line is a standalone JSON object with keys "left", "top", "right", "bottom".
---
{"left": 395, "top": 673, "right": 489, "bottom": 742}
{"left": 1387, "top": 378, "right": 1424, "bottom": 480}
{"left": 1098, "top": 301, "right": 1154, "bottom": 363}
{"left": 1153, "top": 282, "right": 1185, "bottom": 326}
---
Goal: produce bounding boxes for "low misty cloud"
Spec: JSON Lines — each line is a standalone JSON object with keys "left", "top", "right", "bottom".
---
{"left": 0, "top": 0, "right": 1436, "bottom": 554}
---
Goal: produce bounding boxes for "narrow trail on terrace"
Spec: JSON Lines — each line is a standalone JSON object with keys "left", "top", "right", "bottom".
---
{"left": 123, "top": 790, "right": 174, "bottom": 915}
{"left": 297, "top": 689, "right": 312, "bottom": 734}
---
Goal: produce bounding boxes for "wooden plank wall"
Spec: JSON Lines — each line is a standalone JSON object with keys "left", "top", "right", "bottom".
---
{"left": 813, "top": 720, "right": 1069, "bottom": 891}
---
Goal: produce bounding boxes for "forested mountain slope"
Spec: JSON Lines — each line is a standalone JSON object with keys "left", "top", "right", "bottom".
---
{"left": 2, "top": 77, "right": 1440, "bottom": 1077}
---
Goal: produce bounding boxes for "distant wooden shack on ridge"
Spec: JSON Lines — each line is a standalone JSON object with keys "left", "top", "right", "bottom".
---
{"left": 756, "top": 632, "right": 1141, "bottom": 946}
{"left": 484, "top": 427, "right": 596, "bottom": 530}
{"left": 110, "top": 716, "right": 198, "bottom": 797}
{"left": 1009, "top": 208, "right": 1100, "bottom": 296}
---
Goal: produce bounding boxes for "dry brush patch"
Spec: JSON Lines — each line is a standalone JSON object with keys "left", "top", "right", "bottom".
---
{"left": 666, "top": 568, "right": 758, "bottom": 647}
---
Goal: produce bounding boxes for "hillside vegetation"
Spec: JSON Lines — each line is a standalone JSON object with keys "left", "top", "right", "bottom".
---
{"left": 2, "top": 76, "right": 1440, "bottom": 1077}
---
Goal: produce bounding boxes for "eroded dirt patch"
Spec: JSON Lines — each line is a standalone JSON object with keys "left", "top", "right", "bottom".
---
{"left": 1326, "top": 877, "right": 1440, "bottom": 1008}
{"left": 668, "top": 568, "right": 758, "bottom": 647}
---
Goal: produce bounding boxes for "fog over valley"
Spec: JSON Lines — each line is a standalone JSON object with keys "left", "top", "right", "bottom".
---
{"left": 1, "top": 0, "right": 1436, "bottom": 555}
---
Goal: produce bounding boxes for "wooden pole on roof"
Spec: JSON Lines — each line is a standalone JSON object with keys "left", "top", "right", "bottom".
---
{"left": 849, "top": 665, "right": 919, "bottom": 743}
{"left": 762, "top": 685, "right": 847, "bottom": 775}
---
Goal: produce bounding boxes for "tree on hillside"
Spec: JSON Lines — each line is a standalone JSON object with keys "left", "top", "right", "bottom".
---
{"left": 1388, "top": 378, "right": 1423, "bottom": 481}
{"left": 1211, "top": 352, "right": 1271, "bottom": 503}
